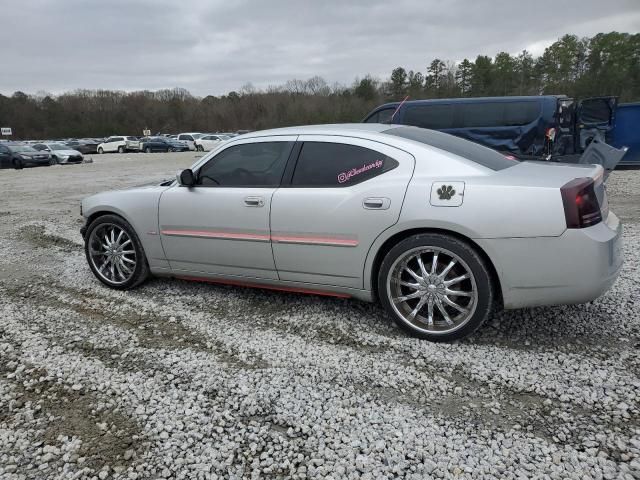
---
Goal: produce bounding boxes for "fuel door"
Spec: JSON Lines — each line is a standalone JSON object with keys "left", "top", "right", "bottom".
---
{"left": 430, "top": 181, "right": 465, "bottom": 207}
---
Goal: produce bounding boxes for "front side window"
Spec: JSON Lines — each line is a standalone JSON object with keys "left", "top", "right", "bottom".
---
{"left": 197, "top": 141, "right": 294, "bottom": 187}
{"left": 291, "top": 142, "right": 398, "bottom": 187}
{"left": 0, "top": 145, "right": 9, "bottom": 154}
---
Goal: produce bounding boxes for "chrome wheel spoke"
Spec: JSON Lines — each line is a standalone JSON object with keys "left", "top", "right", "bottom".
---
{"left": 431, "top": 252, "right": 439, "bottom": 275}
{"left": 416, "top": 255, "right": 429, "bottom": 280}
{"left": 427, "top": 296, "right": 435, "bottom": 326}
{"left": 439, "top": 260, "right": 456, "bottom": 279}
{"left": 445, "top": 288, "right": 472, "bottom": 297}
{"left": 408, "top": 296, "right": 428, "bottom": 319}
{"left": 435, "top": 297, "right": 454, "bottom": 325}
{"left": 444, "top": 273, "right": 470, "bottom": 287}
{"left": 403, "top": 267, "right": 423, "bottom": 283}
{"left": 121, "top": 255, "right": 135, "bottom": 265}
{"left": 395, "top": 279, "right": 420, "bottom": 290}
{"left": 442, "top": 295, "right": 468, "bottom": 314}
{"left": 393, "top": 291, "right": 423, "bottom": 303}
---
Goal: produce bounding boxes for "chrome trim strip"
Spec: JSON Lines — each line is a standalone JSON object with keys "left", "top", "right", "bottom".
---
{"left": 161, "top": 229, "right": 270, "bottom": 242}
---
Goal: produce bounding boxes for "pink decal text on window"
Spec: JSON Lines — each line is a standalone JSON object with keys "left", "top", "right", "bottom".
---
{"left": 337, "top": 159, "right": 383, "bottom": 184}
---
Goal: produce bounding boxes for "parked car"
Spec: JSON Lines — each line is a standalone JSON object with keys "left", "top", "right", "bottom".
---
{"left": 610, "top": 102, "right": 640, "bottom": 166}
{"left": 177, "top": 133, "right": 203, "bottom": 151}
{"left": 80, "top": 124, "right": 624, "bottom": 342}
{"left": 65, "top": 139, "right": 99, "bottom": 154}
{"left": 195, "top": 134, "right": 231, "bottom": 151}
{"left": 32, "top": 142, "right": 84, "bottom": 164}
{"left": 0, "top": 143, "right": 52, "bottom": 168}
{"left": 125, "top": 136, "right": 142, "bottom": 152}
{"left": 97, "top": 136, "right": 136, "bottom": 153}
{"left": 139, "top": 137, "right": 189, "bottom": 153}
{"left": 364, "top": 96, "right": 618, "bottom": 162}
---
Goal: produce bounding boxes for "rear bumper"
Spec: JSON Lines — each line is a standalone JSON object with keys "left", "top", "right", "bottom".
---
{"left": 477, "top": 212, "right": 623, "bottom": 309}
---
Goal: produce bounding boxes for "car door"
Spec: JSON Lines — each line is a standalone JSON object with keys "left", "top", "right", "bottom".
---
{"left": 271, "top": 135, "right": 415, "bottom": 289}
{"left": 104, "top": 137, "right": 118, "bottom": 152}
{"left": 158, "top": 136, "right": 297, "bottom": 279}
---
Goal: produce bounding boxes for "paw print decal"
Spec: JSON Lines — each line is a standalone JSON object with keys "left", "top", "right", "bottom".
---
{"left": 437, "top": 185, "right": 456, "bottom": 200}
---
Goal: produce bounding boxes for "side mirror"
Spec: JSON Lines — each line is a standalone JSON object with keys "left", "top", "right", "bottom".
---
{"left": 177, "top": 169, "right": 196, "bottom": 187}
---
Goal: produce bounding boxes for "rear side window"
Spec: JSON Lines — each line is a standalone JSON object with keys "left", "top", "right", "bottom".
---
{"left": 291, "top": 142, "right": 398, "bottom": 187}
{"left": 404, "top": 104, "right": 455, "bottom": 129}
{"left": 384, "top": 126, "right": 516, "bottom": 171}
{"left": 459, "top": 101, "right": 540, "bottom": 128}
{"left": 197, "top": 141, "right": 293, "bottom": 187}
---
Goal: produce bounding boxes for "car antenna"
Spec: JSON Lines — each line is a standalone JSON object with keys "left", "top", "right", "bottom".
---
{"left": 390, "top": 96, "right": 409, "bottom": 123}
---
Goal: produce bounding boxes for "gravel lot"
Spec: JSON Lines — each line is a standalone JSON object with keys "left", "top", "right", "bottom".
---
{"left": 0, "top": 153, "right": 639, "bottom": 480}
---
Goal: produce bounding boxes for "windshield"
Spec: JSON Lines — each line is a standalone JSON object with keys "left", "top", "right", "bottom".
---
{"left": 192, "top": 133, "right": 203, "bottom": 139}
{"left": 9, "top": 145, "right": 37, "bottom": 153}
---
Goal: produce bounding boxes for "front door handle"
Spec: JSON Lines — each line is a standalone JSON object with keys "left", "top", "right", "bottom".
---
{"left": 244, "top": 196, "right": 265, "bottom": 207}
{"left": 363, "top": 197, "right": 390, "bottom": 210}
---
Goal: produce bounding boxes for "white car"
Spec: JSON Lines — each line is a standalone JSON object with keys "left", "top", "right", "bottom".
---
{"left": 194, "top": 134, "right": 231, "bottom": 152}
{"left": 32, "top": 143, "right": 84, "bottom": 164}
{"left": 98, "top": 136, "right": 138, "bottom": 154}
{"left": 177, "top": 133, "right": 203, "bottom": 151}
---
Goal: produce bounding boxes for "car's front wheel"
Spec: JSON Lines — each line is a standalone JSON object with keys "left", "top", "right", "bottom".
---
{"left": 117, "top": 146, "right": 125, "bottom": 153}
{"left": 145, "top": 147, "right": 152, "bottom": 153}
{"left": 378, "top": 233, "right": 494, "bottom": 342}
{"left": 49, "top": 156, "right": 58, "bottom": 165}
{"left": 97, "top": 147, "right": 104, "bottom": 154}
{"left": 84, "top": 214, "right": 149, "bottom": 290}
{"left": 13, "top": 158, "right": 23, "bottom": 169}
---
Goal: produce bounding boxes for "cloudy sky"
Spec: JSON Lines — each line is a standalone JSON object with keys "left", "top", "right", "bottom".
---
{"left": 2, "top": 0, "right": 639, "bottom": 96}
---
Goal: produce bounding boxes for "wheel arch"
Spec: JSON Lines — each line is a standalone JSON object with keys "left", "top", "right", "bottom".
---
{"left": 367, "top": 226, "right": 503, "bottom": 307}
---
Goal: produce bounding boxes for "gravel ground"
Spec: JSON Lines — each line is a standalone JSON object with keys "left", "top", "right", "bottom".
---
{"left": 0, "top": 153, "right": 639, "bottom": 480}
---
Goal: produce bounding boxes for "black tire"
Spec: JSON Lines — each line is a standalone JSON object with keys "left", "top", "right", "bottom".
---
{"left": 117, "top": 146, "right": 125, "bottom": 153}
{"left": 50, "top": 156, "right": 58, "bottom": 165}
{"left": 168, "top": 147, "right": 174, "bottom": 152}
{"left": 196, "top": 145, "right": 204, "bottom": 152}
{"left": 377, "top": 233, "right": 494, "bottom": 342}
{"left": 98, "top": 147, "right": 104, "bottom": 154}
{"left": 144, "top": 147, "right": 151, "bottom": 153}
{"left": 84, "top": 214, "right": 150, "bottom": 290}
{"left": 13, "top": 158, "right": 23, "bottom": 169}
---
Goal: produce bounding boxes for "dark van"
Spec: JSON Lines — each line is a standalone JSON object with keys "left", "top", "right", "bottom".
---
{"left": 363, "top": 96, "right": 618, "bottom": 161}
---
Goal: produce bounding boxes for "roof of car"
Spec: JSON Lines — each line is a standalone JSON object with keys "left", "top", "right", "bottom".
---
{"left": 371, "top": 95, "right": 567, "bottom": 111}
{"left": 243, "top": 123, "right": 394, "bottom": 137}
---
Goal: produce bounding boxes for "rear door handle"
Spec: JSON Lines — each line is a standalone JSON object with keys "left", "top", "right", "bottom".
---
{"left": 363, "top": 197, "right": 390, "bottom": 210}
{"left": 244, "top": 196, "right": 265, "bottom": 207}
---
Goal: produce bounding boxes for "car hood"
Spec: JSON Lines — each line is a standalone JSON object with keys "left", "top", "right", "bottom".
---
{"left": 19, "top": 151, "right": 48, "bottom": 157}
{"left": 54, "top": 149, "right": 82, "bottom": 156}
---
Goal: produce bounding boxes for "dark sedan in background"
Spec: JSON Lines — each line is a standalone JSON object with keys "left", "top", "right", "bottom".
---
{"left": 65, "top": 139, "right": 100, "bottom": 154}
{"left": 0, "top": 143, "right": 52, "bottom": 169}
{"left": 139, "top": 136, "right": 189, "bottom": 153}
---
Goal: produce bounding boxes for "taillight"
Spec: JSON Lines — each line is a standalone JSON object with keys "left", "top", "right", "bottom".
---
{"left": 560, "top": 177, "right": 602, "bottom": 228}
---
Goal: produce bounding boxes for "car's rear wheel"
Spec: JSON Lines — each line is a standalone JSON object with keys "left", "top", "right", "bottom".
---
{"left": 145, "top": 147, "right": 152, "bottom": 153}
{"left": 378, "top": 233, "right": 494, "bottom": 342}
{"left": 168, "top": 147, "right": 174, "bottom": 152}
{"left": 85, "top": 214, "right": 149, "bottom": 290}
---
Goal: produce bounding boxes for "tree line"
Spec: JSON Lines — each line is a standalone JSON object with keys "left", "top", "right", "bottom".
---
{"left": 1, "top": 32, "right": 638, "bottom": 139}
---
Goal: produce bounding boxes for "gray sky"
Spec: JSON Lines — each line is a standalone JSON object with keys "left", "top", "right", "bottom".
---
{"left": 2, "top": 0, "right": 639, "bottom": 96}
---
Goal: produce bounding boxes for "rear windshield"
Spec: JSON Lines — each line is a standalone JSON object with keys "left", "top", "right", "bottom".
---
{"left": 383, "top": 126, "right": 516, "bottom": 171}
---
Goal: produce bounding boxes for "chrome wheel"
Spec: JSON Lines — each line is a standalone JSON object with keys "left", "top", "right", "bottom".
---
{"left": 387, "top": 246, "right": 477, "bottom": 335}
{"left": 88, "top": 223, "right": 137, "bottom": 285}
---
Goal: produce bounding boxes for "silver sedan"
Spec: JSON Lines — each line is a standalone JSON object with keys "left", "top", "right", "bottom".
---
{"left": 80, "top": 124, "right": 624, "bottom": 341}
